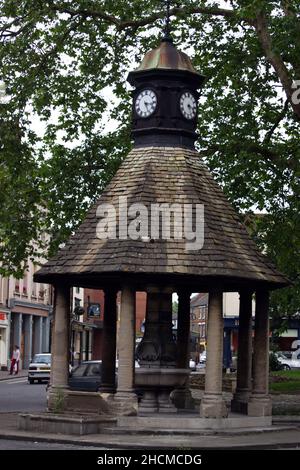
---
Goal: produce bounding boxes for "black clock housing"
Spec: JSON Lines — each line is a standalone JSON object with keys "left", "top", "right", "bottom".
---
{"left": 127, "top": 40, "right": 205, "bottom": 149}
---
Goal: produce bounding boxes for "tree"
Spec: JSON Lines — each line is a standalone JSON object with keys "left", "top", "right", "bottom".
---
{"left": 0, "top": 1, "right": 299, "bottom": 321}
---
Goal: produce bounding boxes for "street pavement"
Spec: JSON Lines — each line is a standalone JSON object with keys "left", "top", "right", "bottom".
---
{"left": 0, "top": 439, "right": 107, "bottom": 450}
{"left": 0, "top": 375, "right": 46, "bottom": 412}
{"left": 1, "top": 376, "right": 300, "bottom": 449}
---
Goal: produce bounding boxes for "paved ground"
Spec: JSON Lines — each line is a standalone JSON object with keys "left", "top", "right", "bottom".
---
{"left": 0, "top": 376, "right": 46, "bottom": 412}
{"left": 0, "top": 412, "right": 300, "bottom": 449}
{"left": 1, "top": 375, "right": 300, "bottom": 449}
{"left": 0, "top": 370, "right": 27, "bottom": 381}
{"left": 0, "top": 438, "right": 108, "bottom": 450}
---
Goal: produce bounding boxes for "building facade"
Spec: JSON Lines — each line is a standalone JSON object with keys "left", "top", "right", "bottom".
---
{"left": 0, "top": 260, "right": 52, "bottom": 370}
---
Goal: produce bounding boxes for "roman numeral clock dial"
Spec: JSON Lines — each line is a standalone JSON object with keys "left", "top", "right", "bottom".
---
{"left": 180, "top": 91, "right": 197, "bottom": 120}
{"left": 135, "top": 89, "right": 157, "bottom": 118}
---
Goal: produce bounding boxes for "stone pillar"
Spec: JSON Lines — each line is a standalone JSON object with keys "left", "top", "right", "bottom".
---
{"left": 82, "top": 328, "right": 87, "bottom": 361}
{"left": 115, "top": 286, "right": 137, "bottom": 410}
{"left": 49, "top": 285, "right": 70, "bottom": 391}
{"left": 136, "top": 288, "right": 160, "bottom": 413}
{"left": 248, "top": 290, "right": 272, "bottom": 416}
{"left": 172, "top": 290, "right": 194, "bottom": 410}
{"left": 42, "top": 317, "right": 50, "bottom": 352}
{"left": 23, "top": 315, "right": 33, "bottom": 368}
{"left": 177, "top": 290, "right": 191, "bottom": 369}
{"left": 34, "top": 316, "right": 43, "bottom": 355}
{"left": 157, "top": 289, "right": 177, "bottom": 413}
{"left": 231, "top": 289, "right": 253, "bottom": 414}
{"left": 101, "top": 288, "right": 117, "bottom": 393}
{"left": 88, "top": 330, "right": 93, "bottom": 360}
{"left": 200, "top": 290, "right": 228, "bottom": 418}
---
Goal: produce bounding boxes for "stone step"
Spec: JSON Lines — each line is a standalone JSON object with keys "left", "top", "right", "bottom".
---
{"left": 98, "top": 425, "right": 296, "bottom": 437}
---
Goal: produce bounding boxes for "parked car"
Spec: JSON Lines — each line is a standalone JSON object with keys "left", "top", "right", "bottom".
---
{"left": 28, "top": 353, "right": 51, "bottom": 384}
{"left": 276, "top": 351, "right": 300, "bottom": 370}
{"left": 195, "top": 361, "right": 205, "bottom": 370}
{"left": 68, "top": 359, "right": 145, "bottom": 392}
{"left": 69, "top": 360, "right": 102, "bottom": 392}
{"left": 199, "top": 351, "right": 206, "bottom": 363}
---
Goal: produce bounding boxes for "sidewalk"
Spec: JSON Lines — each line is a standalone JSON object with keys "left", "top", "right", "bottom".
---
{"left": 0, "top": 412, "right": 300, "bottom": 449}
{"left": 0, "top": 370, "right": 27, "bottom": 381}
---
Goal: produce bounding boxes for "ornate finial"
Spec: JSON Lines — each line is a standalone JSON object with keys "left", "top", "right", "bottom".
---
{"left": 162, "top": 0, "right": 172, "bottom": 42}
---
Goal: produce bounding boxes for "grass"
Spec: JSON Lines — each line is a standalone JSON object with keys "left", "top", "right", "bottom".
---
{"left": 270, "top": 370, "right": 300, "bottom": 393}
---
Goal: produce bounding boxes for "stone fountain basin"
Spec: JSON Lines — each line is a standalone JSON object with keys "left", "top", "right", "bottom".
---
{"left": 135, "top": 368, "right": 190, "bottom": 388}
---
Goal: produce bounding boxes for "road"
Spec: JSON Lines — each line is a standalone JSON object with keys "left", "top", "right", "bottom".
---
{"left": 0, "top": 377, "right": 46, "bottom": 412}
{"left": 0, "top": 439, "right": 107, "bottom": 450}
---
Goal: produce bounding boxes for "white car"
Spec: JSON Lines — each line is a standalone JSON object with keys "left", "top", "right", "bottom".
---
{"left": 189, "top": 359, "right": 196, "bottom": 371}
{"left": 277, "top": 351, "right": 300, "bottom": 370}
{"left": 28, "top": 353, "right": 51, "bottom": 384}
{"left": 28, "top": 353, "right": 72, "bottom": 384}
{"left": 199, "top": 351, "right": 207, "bottom": 363}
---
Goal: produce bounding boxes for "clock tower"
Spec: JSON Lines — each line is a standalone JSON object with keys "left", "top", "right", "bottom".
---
{"left": 127, "top": 36, "right": 205, "bottom": 149}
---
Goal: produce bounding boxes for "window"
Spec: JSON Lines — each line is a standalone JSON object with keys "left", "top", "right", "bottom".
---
{"left": 75, "top": 287, "right": 80, "bottom": 294}
{"left": 86, "top": 363, "right": 101, "bottom": 376}
{"left": 72, "top": 364, "right": 88, "bottom": 377}
{"left": 15, "top": 279, "right": 20, "bottom": 293}
{"left": 199, "top": 306, "right": 207, "bottom": 320}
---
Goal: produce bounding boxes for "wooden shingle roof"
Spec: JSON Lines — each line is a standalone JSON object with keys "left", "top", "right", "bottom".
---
{"left": 34, "top": 146, "right": 288, "bottom": 290}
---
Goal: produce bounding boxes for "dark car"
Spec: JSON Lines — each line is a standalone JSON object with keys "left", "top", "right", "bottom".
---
{"left": 68, "top": 360, "right": 102, "bottom": 392}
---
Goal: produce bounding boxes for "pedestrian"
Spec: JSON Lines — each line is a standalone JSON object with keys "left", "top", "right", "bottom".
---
{"left": 9, "top": 345, "right": 20, "bottom": 375}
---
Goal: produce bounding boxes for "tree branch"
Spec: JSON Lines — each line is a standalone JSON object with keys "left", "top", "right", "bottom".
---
{"left": 264, "top": 99, "right": 289, "bottom": 144}
{"left": 202, "top": 141, "right": 298, "bottom": 171}
{"left": 51, "top": 4, "right": 254, "bottom": 30}
{"left": 255, "top": 11, "right": 300, "bottom": 120}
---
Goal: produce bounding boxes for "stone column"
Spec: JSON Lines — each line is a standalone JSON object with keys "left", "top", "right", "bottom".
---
{"left": 42, "top": 316, "right": 50, "bottom": 352}
{"left": 157, "top": 289, "right": 177, "bottom": 413}
{"left": 34, "top": 316, "right": 43, "bottom": 355}
{"left": 82, "top": 328, "right": 87, "bottom": 361}
{"left": 200, "top": 289, "right": 228, "bottom": 418}
{"left": 248, "top": 290, "right": 272, "bottom": 416}
{"left": 88, "top": 330, "right": 93, "bottom": 361}
{"left": 23, "top": 315, "right": 33, "bottom": 368}
{"left": 49, "top": 285, "right": 70, "bottom": 391}
{"left": 172, "top": 290, "right": 194, "bottom": 410}
{"left": 231, "top": 289, "right": 253, "bottom": 414}
{"left": 100, "top": 288, "right": 117, "bottom": 393}
{"left": 115, "top": 286, "right": 137, "bottom": 410}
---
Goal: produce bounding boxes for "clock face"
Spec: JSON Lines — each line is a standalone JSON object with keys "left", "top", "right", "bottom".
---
{"left": 180, "top": 92, "right": 197, "bottom": 120}
{"left": 135, "top": 89, "right": 157, "bottom": 118}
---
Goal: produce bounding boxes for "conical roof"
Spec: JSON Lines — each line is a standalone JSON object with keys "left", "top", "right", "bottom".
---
{"left": 34, "top": 146, "right": 288, "bottom": 291}
{"left": 134, "top": 39, "right": 202, "bottom": 77}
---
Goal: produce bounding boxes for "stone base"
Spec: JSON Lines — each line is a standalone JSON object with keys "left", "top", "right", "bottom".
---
{"left": 231, "top": 399, "right": 249, "bottom": 415}
{"left": 18, "top": 413, "right": 116, "bottom": 435}
{"left": 117, "top": 414, "right": 272, "bottom": 430}
{"left": 113, "top": 391, "right": 138, "bottom": 416}
{"left": 247, "top": 395, "right": 272, "bottom": 417}
{"left": 231, "top": 391, "right": 251, "bottom": 415}
{"left": 100, "top": 385, "right": 116, "bottom": 394}
{"left": 138, "top": 391, "right": 158, "bottom": 414}
{"left": 158, "top": 390, "right": 177, "bottom": 413}
{"left": 171, "top": 387, "right": 195, "bottom": 410}
{"left": 47, "top": 387, "right": 68, "bottom": 412}
{"left": 200, "top": 395, "right": 228, "bottom": 418}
